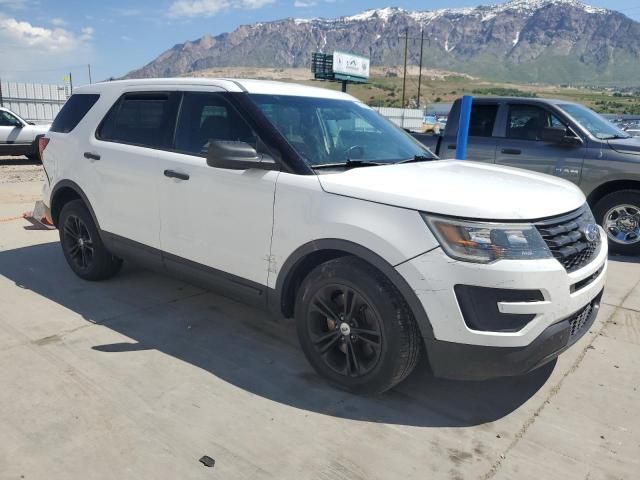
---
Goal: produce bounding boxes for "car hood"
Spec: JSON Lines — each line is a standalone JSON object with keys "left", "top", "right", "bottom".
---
{"left": 24, "top": 123, "right": 51, "bottom": 134}
{"left": 608, "top": 137, "right": 640, "bottom": 156}
{"left": 317, "top": 160, "right": 585, "bottom": 220}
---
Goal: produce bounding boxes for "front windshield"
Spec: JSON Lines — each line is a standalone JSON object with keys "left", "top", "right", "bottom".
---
{"left": 558, "top": 103, "right": 630, "bottom": 140}
{"left": 250, "top": 94, "right": 434, "bottom": 166}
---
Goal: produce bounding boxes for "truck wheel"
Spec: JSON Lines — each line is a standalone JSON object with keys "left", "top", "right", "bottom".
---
{"left": 593, "top": 190, "right": 640, "bottom": 256}
{"left": 59, "top": 200, "right": 123, "bottom": 280}
{"left": 295, "top": 257, "right": 421, "bottom": 394}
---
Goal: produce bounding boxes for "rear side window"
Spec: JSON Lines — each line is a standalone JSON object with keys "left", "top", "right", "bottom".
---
{"left": 97, "top": 92, "right": 177, "bottom": 149}
{"left": 50, "top": 94, "right": 100, "bottom": 133}
{"left": 468, "top": 104, "right": 499, "bottom": 137}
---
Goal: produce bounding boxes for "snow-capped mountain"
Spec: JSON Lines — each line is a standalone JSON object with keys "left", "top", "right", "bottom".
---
{"left": 125, "top": 0, "right": 640, "bottom": 84}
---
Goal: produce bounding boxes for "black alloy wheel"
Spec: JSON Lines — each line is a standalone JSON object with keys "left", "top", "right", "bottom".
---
{"left": 296, "top": 256, "right": 421, "bottom": 394}
{"left": 308, "top": 283, "right": 383, "bottom": 378}
{"left": 62, "top": 214, "right": 95, "bottom": 271}
{"left": 58, "top": 199, "right": 123, "bottom": 281}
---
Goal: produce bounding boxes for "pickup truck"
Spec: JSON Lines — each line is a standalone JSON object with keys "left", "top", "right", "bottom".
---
{"left": 413, "top": 97, "right": 640, "bottom": 255}
{"left": 0, "top": 106, "right": 50, "bottom": 162}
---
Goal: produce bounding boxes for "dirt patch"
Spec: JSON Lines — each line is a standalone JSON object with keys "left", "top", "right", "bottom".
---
{"left": 0, "top": 157, "right": 45, "bottom": 184}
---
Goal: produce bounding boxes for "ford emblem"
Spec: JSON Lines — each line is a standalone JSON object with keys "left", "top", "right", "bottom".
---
{"left": 583, "top": 224, "right": 599, "bottom": 243}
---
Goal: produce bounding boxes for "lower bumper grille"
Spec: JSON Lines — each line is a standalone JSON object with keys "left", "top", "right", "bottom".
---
{"left": 569, "top": 302, "right": 594, "bottom": 338}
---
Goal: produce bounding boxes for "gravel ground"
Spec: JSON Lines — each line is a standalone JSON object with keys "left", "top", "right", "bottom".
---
{"left": 0, "top": 156, "right": 45, "bottom": 184}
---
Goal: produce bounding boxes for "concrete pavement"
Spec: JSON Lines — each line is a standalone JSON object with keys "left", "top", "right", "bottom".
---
{"left": 0, "top": 179, "right": 638, "bottom": 479}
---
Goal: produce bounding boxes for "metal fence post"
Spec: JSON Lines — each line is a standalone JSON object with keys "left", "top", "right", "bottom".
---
{"left": 456, "top": 95, "right": 473, "bottom": 160}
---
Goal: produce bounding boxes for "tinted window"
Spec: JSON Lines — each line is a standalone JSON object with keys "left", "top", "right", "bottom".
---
{"left": 97, "top": 93, "right": 175, "bottom": 149}
{"left": 51, "top": 94, "right": 99, "bottom": 133}
{"left": 174, "top": 92, "right": 257, "bottom": 156}
{"left": 507, "top": 104, "right": 566, "bottom": 141}
{"left": 0, "top": 110, "right": 22, "bottom": 127}
{"left": 468, "top": 105, "right": 498, "bottom": 137}
{"left": 251, "top": 94, "right": 432, "bottom": 165}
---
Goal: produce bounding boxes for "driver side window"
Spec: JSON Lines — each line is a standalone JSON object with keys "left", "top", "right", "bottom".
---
{"left": 507, "top": 105, "right": 566, "bottom": 141}
{"left": 0, "top": 111, "right": 22, "bottom": 127}
{"left": 174, "top": 92, "right": 257, "bottom": 157}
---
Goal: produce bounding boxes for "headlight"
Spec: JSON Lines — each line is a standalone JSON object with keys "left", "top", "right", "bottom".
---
{"left": 422, "top": 214, "right": 552, "bottom": 263}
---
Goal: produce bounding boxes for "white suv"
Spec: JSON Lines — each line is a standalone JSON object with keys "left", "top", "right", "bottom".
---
{"left": 40, "top": 79, "right": 607, "bottom": 394}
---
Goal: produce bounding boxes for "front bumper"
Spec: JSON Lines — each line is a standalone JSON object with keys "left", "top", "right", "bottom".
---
{"left": 396, "top": 227, "right": 607, "bottom": 379}
{"left": 424, "top": 290, "right": 602, "bottom": 380}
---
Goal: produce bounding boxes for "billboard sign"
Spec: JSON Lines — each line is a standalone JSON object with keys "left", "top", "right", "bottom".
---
{"left": 332, "top": 51, "right": 370, "bottom": 82}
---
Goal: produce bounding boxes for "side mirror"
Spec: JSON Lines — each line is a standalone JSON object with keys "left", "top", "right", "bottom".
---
{"left": 206, "top": 140, "right": 279, "bottom": 171}
{"left": 28, "top": 121, "right": 36, "bottom": 126}
{"left": 540, "top": 127, "right": 583, "bottom": 146}
{"left": 540, "top": 127, "right": 566, "bottom": 143}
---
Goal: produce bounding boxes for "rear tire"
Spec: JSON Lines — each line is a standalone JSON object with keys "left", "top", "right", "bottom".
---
{"left": 59, "top": 200, "right": 122, "bottom": 280}
{"left": 295, "top": 256, "right": 421, "bottom": 395}
{"left": 593, "top": 190, "right": 640, "bottom": 256}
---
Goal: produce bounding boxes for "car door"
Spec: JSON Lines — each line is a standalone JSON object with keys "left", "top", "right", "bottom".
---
{"left": 157, "top": 91, "right": 279, "bottom": 290}
{"left": 0, "top": 110, "right": 30, "bottom": 152}
{"left": 439, "top": 103, "right": 499, "bottom": 162}
{"left": 89, "top": 91, "right": 180, "bottom": 252}
{"left": 494, "top": 103, "right": 585, "bottom": 184}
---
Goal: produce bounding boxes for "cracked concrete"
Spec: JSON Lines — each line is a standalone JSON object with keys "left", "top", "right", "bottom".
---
{"left": 0, "top": 179, "right": 639, "bottom": 479}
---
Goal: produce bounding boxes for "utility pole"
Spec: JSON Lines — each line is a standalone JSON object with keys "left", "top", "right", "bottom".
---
{"left": 417, "top": 29, "right": 425, "bottom": 110}
{"left": 87, "top": 64, "right": 92, "bottom": 84}
{"left": 69, "top": 72, "right": 73, "bottom": 94}
{"left": 402, "top": 28, "right": 408, "bottom": 108}
{"left": 0, "top": 78, "right": 3, "bottom": 107}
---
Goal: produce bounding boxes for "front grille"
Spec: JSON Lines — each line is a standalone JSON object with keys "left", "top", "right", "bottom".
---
{"left": 568, "top": 302, "right": 593, "bottom": 338}
{"left": 535, "top": 206, "right": 601, "bottom": 272}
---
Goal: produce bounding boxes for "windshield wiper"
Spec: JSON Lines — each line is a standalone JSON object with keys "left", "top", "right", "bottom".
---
{"left": 396, "top": 154, "right": 436, "bottom": 164}
{"left": 311, "top": 159, "right": 386, "bottom": 169}
{"left": 601, "top": 134, "right": 632, "bottom": 140}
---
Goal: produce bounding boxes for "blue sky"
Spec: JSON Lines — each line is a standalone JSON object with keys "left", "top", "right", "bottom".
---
{"left": 0, "top": 0, "right": 638, "bottom": 84}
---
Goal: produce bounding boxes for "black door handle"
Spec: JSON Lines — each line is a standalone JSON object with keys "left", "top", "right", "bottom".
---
{"left": 501, "top": 148, "right": 522, "bottom": 155}
{"left": 84, "top": 152, "right": 101, "bottom": 161}
{"left": 447, "top": 144, "right": 456, "bottom": 150}
{"left": 164, "top": 170, "right": 190, "bottom": 181}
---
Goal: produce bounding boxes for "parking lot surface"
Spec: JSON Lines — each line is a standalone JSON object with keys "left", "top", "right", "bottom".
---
{"left": 1, "top": 159, "right": 639, "bottom": 479}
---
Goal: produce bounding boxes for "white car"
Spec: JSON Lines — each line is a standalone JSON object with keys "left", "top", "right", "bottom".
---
{"left": 0, "top": 107, "right": 50, "bottom": 161}
{"left": 40, "top": 79, "right": 607, "bottom": 393}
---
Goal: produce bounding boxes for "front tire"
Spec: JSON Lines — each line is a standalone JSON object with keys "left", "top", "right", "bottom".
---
{"left": 593, "top": 190, "right": 640, "bottom": 256}
{"left": 59, "top": 200, "right": 122, "bottom": 280}
{"left": 295, "top": 257, "right": 421, "bottom": 394}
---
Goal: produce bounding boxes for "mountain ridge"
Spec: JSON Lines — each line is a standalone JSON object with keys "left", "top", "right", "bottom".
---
{"left": 124, "top": 0, "right": 640, "bottom": 84}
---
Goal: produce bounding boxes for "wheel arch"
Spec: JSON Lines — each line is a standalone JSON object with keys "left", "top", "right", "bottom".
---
{"left": 587, "top": 180, "right": 640, "bottom": 209}
{"left": 270, "top": 239, "right": 435, "bottom": 340}
{"left": 50, "top": 180, "right": 101, "bottom": 229}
